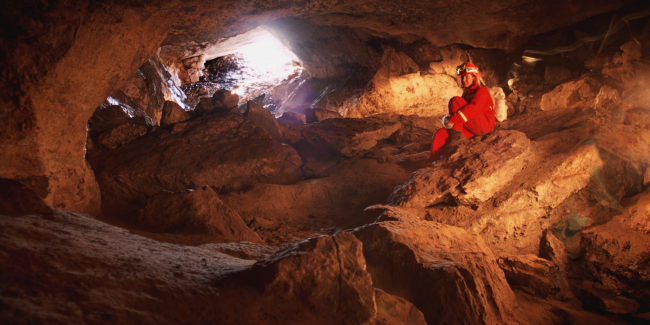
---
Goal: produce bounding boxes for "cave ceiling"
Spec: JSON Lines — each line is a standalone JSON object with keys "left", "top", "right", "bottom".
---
{"left": 161, "top": 0, "right": 636, "bottom": 57}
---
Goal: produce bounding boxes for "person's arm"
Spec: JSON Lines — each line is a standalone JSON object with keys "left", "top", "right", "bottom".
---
{"left": 448, "top": 87, "right": 492, "bottom": 124}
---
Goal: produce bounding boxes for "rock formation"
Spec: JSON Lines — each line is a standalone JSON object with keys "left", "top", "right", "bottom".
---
{"left": 2, "top": 1, "right": 650, "bottom": 324}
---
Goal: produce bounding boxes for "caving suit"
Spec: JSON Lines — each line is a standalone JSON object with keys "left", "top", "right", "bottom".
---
{"left": 428, "top": 83, "right": 496, "bottom": 161}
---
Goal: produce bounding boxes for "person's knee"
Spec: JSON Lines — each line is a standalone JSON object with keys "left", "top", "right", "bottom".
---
{"left": 448, "top": 96, "right": 467, "bottom": 113}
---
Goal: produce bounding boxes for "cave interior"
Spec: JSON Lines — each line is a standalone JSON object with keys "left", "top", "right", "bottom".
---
{"left": 2, "top": 0, "right": 650, "bottom": 324}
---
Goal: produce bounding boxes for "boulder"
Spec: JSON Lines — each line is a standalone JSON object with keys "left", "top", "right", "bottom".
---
{"left": 87, "top": 105, "right": 152, "bottom": 138}
{"left": 372, "top": 288, "right": 427, "bottom": 325}
{"left": 194, "top": 89, "right": 239, "bottom": 116}
{"left": 135, "top": 186, "right": 261, "bottom": 243}
{"left": 544, "top": 65, "right": 574, "bottom": 86}
{"left": 160, "top": 101, "right": 190, "bottom": 126}
{"left": 301, "top": 117, "right": 402, "bottom": 157}
{"left": 97, "top": 124, "right": 149, "bottom": 149}
{"left": 0, "top": 209, "right": 374, "bottom": 325}
{"left": 278, "top": 112, "right": 306, "bottom": 124}
{"left": 591, "top": 87, "right": 650, "bottom": 164}
{"left": 247, "top": 232, "right": 376, "bottom": 325}
{"left": 242, "top": 101, "right": 283, "bottom": 142}
{"left": 577, "top": 281, "right": 640, "bottom": 314}
{"left": 90, "top": 112, "right": 303, "bottom": 219}
{"left": 390, "top": 130, "right": 530, "bottom": 207}
{"left": 305, "top": 107, "right": 343, "bottom": 123}
{"left": 212, "top": 89, "right": 240, "bottom": 111}
{"left": 352, "top": 206, "right": 517, "bottom": 325}
{"left": 0, "top": 178, "right": 53, "bottom": 217}
{"left": 580, "top": 188, "right": 650, "bottom": 304}
{"left": 301, "top": 157, "right": 339, "bottom": 179}
{"left": 221, "top": 159, "right": 410, "bottom": 244}
{"left": 397, "top": 126, "right": 604, "bottom": 255}
{"left": 540, "top": 75, "right": 600, "bottom": 111}
{"left": 497, "top": 254, "right": 566, "bottom": 298}
{"left": 539, "top": 229, "right": 568, "bottom": 272}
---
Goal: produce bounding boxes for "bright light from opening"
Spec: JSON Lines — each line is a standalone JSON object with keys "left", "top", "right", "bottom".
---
{"left": 230, "top": 31, "right": 302, "bottom": 96}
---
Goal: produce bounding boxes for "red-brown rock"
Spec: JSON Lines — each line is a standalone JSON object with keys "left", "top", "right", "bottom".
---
{"left": 390, "top": 130, "right": 530, "bottom": 207}
{"left": 0, "top": 210, "right": 375, "bottom": 325}
{"left": 135, "top": 186, "right": 261, "bottom": 243}
{"left": 0, "top": 178, "right": 53, "bottom": 217}
{"left": 497, "top": 254, "right": 566, "bottom": 298}
{"left": 352, "top": 205, "right": 517, "bottom": 325}
{"left": 242, "top": 101, "right": 283, "bottom": 142}
{"left": 578, "top": 281, "right": 640, "bottom": 314}
{"left": 372, "top": 288, "right": 427, "bottom": 325}
{"left": 301, "top": 117, "right": 402, "bottom": 157}
{"left": 97, "top": 124, "right": 149, "bottom": 150}
{"left": 90, "top": 111, "right": 303, "bottom": 219}
{"left": 305, "top": 107, "right": 343, "bottom": 123}
{"left": 160, "top": 101, "right": 190, "bottom": 126}
{"left": 247, "top": 232, "right": 376, "bottom": 324}
{"left": 580, "top": 188, "right": 650, "bottom": 305}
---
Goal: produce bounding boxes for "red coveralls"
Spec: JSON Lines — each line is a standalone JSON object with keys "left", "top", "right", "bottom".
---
{"left": 428, "top": 83, "right": 496, "bottom": 161}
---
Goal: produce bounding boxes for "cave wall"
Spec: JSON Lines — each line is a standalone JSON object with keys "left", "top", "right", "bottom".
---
{"left": 0, "top": 0, "right": 637, "bottom": 214}
{"left": 0, "top": 0, "right": 179, "bottom": 215}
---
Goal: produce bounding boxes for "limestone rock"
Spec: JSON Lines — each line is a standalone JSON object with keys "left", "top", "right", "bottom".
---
{"left": 248, "top": 232, "right": 376, "bottom": 325}
{"left": 540, "top": 75, "right": 600, "bottom": 111}
{"left": 91, "top": 112, "right": 303, "bottom": 219}
{"left": 372, "top": 288, "right": 427, "bottom": 325}
{"left": 195, "top": 90, "right": 240, "bottom": 116}
{"left": 497, "top": 254, "right": 564, "bottom": 297}
{"left": 242, "top": 101, "right": 283, "bottom": 142}
{"left": 592, "top": 87, "right": 650, "bottom": 164}
{"left": 301, "top": 157, "right": 339, "bottom": 179}
{"left": 396, "top": 151, "right": 430, "bottom": 170}
{"left": 212, "top": 89, "right": 240, "bottom": 111}
{"left": 539, "top": 229, "right": 568, "bottom": 272}
{"left": 578, "top": 281, "right": 640, "bottom": 314}
{"left": 87, "top": 105, "right": 152, "bottom": 138}
{"left": 390, "top": 130, "right": 530, "bottom": 207}
{"left": 0, "top": 208, "right": 374, "bottom": 324}
{"left": 0, "top": 178, "right": 53, "bottom": 217}
{"left": 160, "top": 101, "right": 190, "bottom": 126}
{"left": 135, "top": 186, "right": 261, "bottom": 243}
{"left": 278, "top": 112, "right": 307, "bottom": 144}
{"left": 544, "top": 65, "right": 574, "bottom": 86}
{"left": 352, "top": 206, "right": 516, "bottom": 325}
{"left": 278, "top": 112, "right": 306, "bottom": 124}
{"left": 351, "top": 46, "right": 462, "bottom": 118}
{"left": 107, "top": 53, "right": 185, "bottom": 124}
{"left": 97, "top": 124, "right": 149, "bottom": 149}
{"left": 580, "top": 188, "right": 650, "bottom": 304}
{"left": 402, "top": 127, "right": 604, "bottom": 255}
{"left": 305, "top": 107, "right": 343, "bottom": 123}
{"left": 301, "top": 118, "right": 402, "bottom": 157}
{"left": 221, "top": 159, "right": 410, "bottom": 244}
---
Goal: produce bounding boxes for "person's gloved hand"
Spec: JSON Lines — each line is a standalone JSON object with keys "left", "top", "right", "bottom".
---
{"left": 442, "top": 115, "right": 454, "bottom": 129}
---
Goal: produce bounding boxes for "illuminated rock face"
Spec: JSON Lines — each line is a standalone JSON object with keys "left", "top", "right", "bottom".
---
{"left": 3, "top": 1, "right": 650, "bottom": 324}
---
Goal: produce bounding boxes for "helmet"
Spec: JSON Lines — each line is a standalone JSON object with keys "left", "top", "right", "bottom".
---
{"left": 456, "top": 62, "right": 480, "bottom": 76}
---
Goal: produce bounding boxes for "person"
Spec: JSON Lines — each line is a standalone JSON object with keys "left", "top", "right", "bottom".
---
{"left": 428, "top": 62, "right": 496, "bottom": 162}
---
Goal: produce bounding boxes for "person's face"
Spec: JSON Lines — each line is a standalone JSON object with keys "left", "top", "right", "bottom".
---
{"left": 461, "top": 74, "right": 475, "bottom": 88}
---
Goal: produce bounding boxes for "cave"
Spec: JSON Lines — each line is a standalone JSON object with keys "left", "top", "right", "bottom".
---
{"left": 2, "top": 0, "right": 650, "bottom": 324}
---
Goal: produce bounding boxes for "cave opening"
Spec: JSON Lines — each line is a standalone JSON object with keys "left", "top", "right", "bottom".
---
{"left": 184, "top": 28, "right": 304, "bottom": 115}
